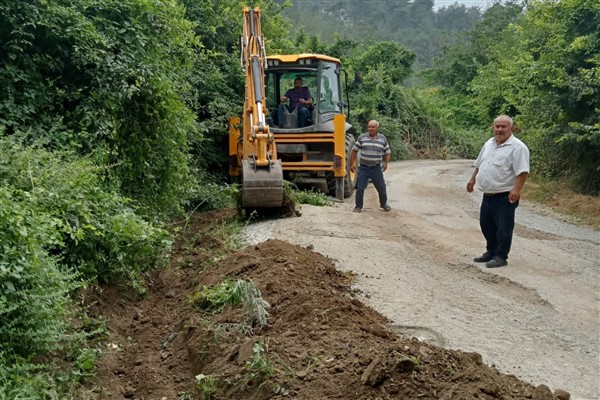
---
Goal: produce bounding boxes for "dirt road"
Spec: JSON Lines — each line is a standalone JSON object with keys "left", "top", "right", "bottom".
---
{"left": 243, "top": 159, "right": 600, "bottom": 400}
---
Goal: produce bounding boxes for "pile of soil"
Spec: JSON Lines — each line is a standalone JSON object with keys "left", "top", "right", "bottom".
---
{"left": 86, "top": 209, "right": 568, "bottom": 400}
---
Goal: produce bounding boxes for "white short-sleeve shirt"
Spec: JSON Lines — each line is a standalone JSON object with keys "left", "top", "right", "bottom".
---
{"left": 474, "top": 134, "right": 530, "bottom": 193}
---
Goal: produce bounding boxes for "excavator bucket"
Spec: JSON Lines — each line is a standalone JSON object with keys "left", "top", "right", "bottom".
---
{"left": 242, "top": 160, "right": 284, "bottom": 209}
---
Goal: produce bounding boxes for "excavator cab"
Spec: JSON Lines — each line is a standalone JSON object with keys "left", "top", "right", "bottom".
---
{"left": 261, "top": 55, "right": 358, "bottom": 197}
{"left": 265, "top": 57, "right": 344, "bottom": 131}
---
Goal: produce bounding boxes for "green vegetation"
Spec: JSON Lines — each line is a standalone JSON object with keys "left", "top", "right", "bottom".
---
{"left": 0, "top": 0, "right": 198, "bottom": 216}
{"left": 244, "top": 342, "right": 276, "bottom": 386}
{"left": 1, "top": 0, "right": 597, "bottom": 396}
{"left": 292, "top": 189, "right": 332, "bottom": 206}
{"left": 195, "top": 373, "right": 219, "bottom": 399}
{"left": 281, "top": 0, "right": 482, "bottom": 69}
{"left": 192, "top": 279, "right": 270, "bottom": 328}
{"left": 430, "top": 0, "right": 599, "bottom": 195}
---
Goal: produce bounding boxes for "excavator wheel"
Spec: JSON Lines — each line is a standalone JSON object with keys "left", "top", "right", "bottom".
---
{"left": 241, "top": 160, "right": 284, "bottom": 209}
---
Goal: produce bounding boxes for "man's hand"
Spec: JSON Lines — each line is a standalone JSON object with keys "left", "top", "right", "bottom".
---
{"left": 467, "top": 169, "right": 478, "bottom": 193}
{"left": 509, "top": 172, "right": 528, "bottom": 203}
{"left": 382, "top": 161, "right": 388, "bottom": 172}
{"left": 466, "top": 178, "right": 476, "bottom": 193}
{"left": 280, "top": 96, "right": 287, "bottom": 103}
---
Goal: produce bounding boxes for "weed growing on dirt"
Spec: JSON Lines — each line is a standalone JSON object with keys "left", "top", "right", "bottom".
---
{"left": 215, "top": 322, "right": 254, "bottom": 338}
{"left": 191, "top": 280, "right": 236, "bottom": 312}
{"left": 306, "top": 355, "right": 323, "bottom": 371}
{"left": 192, "top": 279, "right": 270, "bottom": 328}
{"left": 292, "top": 189, "right": 332, "bottom": 206}
{"left": 72, "top": 348, "right": 102, "bottom": 382}
{"left": 195, "top": 374, "right": 218, "bottom": 399}
{"left": 241, "top": 341, "right": 292, "bottom": 396}
{"left": 244, "top": 342, "right": 275, "bottom": 386}
{"left": 178, "top": 216, "right": 244, "bottom": 268}
{"left": 232, "top": 280, "right": 270, "bottom": 327}
{"left": 183, "top": 182, "right": 239, "bottom": 213}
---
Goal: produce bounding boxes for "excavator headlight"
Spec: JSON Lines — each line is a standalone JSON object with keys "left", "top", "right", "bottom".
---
{"left": 334, "top": 155, "right": 342, "bottom": 168}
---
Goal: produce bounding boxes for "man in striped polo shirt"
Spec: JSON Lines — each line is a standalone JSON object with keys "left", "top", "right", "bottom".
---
{"left": 349, "top": 120, "right": 392, "bottom": 213}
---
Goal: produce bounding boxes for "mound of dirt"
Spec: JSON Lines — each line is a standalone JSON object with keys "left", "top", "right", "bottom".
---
{"left": 86, "top": 209, "right": 567, "bottom": 400}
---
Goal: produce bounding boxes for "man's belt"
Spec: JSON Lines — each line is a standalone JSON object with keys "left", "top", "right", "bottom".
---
{"left": 360, "top": 164, "right": 380, "bottom": 168}
{"left": 484, "top": 191, "right": 509, "bottom": 197}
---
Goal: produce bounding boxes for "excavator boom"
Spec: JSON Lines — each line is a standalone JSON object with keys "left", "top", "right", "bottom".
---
{"left": 238, "top": 7, "right": 283, "bottom": 209}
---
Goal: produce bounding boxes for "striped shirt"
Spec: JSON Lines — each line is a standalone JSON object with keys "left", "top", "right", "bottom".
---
{"left": 352, "top": 132, "right": 391, "bottom": 166}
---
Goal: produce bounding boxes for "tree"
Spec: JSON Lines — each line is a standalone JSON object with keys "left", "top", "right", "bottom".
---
{"left": 428, "top": 1, "right": 524, "bottom": 93}
{"left": 0, "top": 0, "right": 198, "bottom": 214}
{"left": 471, "top": 0, "right": 600, "bottom": 193}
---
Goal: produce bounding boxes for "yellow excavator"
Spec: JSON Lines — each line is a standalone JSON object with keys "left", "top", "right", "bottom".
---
{"left": 229, "top": 7, "right": 357, "bottom": 209}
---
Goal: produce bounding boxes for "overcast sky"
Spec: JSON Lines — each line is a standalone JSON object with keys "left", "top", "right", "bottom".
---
{"left": 434, "top": 0, "right": 490, "bottom": 10}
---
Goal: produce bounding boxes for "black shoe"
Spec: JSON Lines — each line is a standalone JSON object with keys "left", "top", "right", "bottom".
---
{"left": 353, "top": 207, "right": 361, "bottom": 213}
{"left": 380, "top": 204, "right": 391, "bottom": 211}
{"left": 473, "top": 252, "right": 493, "bottom": 263}
{"left": 485, "top": 257, "right": 508, "bottom": 268}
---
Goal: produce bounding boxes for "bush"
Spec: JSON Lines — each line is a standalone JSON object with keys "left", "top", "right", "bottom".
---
{"left": 0, "top": 354, "right": 59, "bottom": 400}
{"left": 183, "top": 181, "right": 239, "bottom": 212}
{"left": 0, "top": 0, "right": 198, "bottom": 215}
{"left": 0, "top": 139, "right": 171, "bottom": 287}
{"left": 414, "top": 87, "right": 489, "bottom": 158}
{"left": 0, "top": 187, "right": 72, "bottom": 357}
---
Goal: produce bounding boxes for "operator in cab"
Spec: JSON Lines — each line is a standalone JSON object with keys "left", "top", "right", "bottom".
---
{"left": 278, "top": 76, "right": 313, "bottom": 128}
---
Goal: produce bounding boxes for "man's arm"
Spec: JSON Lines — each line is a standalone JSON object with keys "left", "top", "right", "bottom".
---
{"left": 301, "top": 87, "right": 313, "bottom": 106}
{"left": 509, "top": 172, "right": 528, "bottom": 203}
{"left": 349, "top": 149, "right": 358, "bottom": 172}
{"left": 466, "top": 168, "right": 479, "bottom": 193}
{"left": 281, "top": 89, "right": 291, "bottom": 103}
{"left": 382, "top": 152, "right": 391, "bottom": 171}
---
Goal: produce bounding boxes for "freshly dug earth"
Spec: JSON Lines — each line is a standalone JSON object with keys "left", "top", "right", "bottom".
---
{"left": 86, "top": 209, "right": 565, "bottom": 400}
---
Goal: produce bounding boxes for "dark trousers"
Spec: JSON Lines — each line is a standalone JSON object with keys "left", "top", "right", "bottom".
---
{"left": 355, "top": 164, "right": 387, "bottom": 209}
{"left": 480, "top": 192, "right": 518, "bottom": 260}
{"left": 278, "top": 104, "right": 311, "bottom": 127}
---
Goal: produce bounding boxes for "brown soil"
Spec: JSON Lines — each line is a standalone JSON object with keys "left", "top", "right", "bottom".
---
{"left": 86, "top": 209, "right": 563, "bottom": 400}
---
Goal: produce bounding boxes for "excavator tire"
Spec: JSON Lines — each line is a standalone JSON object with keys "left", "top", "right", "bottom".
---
{"left": 326, "top": 133, "right": 357, "bottom": 199}
{"left": 241, "top": 160, "right": 284, "bottom": 209}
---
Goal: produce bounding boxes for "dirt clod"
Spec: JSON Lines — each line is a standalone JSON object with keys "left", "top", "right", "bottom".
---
{"left": 554, "top": 388, "right": 571, "bottom": 400}
{"left": 533, "top": 384, "right": 556, "bottom": 400}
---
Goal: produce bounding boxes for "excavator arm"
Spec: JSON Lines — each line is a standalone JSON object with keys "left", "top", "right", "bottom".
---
{"left": 237, "top": 7, "right": 283, "bottom": 209}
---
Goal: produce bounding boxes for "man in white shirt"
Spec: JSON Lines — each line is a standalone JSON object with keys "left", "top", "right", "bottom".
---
{"left": 466, "top": 115, "right": 530, "bottom": 268}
